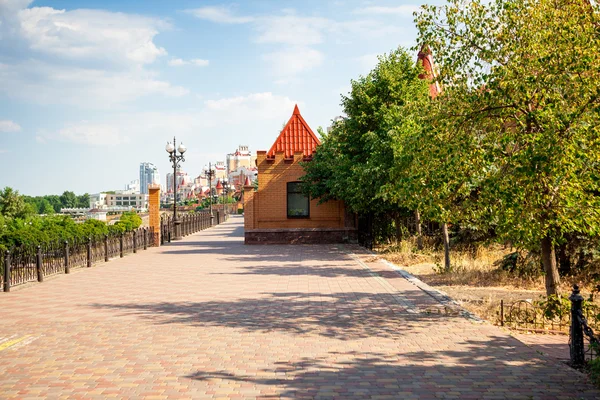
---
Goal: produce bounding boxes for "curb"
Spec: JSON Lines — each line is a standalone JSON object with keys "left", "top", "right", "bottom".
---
{"left": 378, "top": 258, "right": 484, "bottom": 323}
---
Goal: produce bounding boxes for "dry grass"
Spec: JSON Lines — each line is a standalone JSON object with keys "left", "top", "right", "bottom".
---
{"left": 376, "top": 238, "right": 554, "bottom": 322}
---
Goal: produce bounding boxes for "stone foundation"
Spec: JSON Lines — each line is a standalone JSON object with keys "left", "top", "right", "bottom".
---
{"left": 245, "top": 228, "right": 357, "bottom": 245}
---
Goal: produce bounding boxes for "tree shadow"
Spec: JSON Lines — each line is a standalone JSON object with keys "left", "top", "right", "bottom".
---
{"left": 90, "top": 291, "right": 455, "bottom": 341}
{"left": 184, "top": 339, "right": 600, "bottom": 398}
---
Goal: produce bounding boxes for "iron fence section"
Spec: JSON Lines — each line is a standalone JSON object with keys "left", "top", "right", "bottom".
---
{"left": 107, "top": 235, "right": 120, "bottom": 259}
{"left": 122, "top": 232, "right": 133, "bottom": 255}
{"left": 42, "top": 241, "right": 64, "bottom": 277}
{"left": 3, "top": 213, "right": 221, "bottom": 291}
{"left": 91, "top": 237, "right": 104, "bottom": 264}
{"left": 9, "top": 245, "right": 37, "bottom": 286}
{"left": 69, "top": 239, "right": 88, "bottom": 270}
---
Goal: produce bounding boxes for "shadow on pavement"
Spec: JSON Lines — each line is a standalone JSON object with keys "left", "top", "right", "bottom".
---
{"left": 184, "top": 339, "right": 600, "bottom": 399}
{"left": 90, "top": 291, "right": 455, "bottom": 341}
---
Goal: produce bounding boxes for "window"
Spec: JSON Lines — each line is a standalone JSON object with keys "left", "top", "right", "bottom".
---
{"left": 116, "top": 197, "right": 122, "bottom": 200}
{"left": 287, "top": 182, "right": 309, "bottom": 218}
{"left": 116, "top": 201, "right": 122, "bottom": 206}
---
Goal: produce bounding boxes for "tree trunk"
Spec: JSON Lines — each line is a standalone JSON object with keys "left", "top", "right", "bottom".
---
{"left": 442, "top": 222, "right": 451, "bottom": 272}
{"left": 541, "top": 235, "right": 560, "bottom": 296}
{"left": 415, "top": 209, "right": 423, "bottom": 250}
{"left": 395, "top": 214, "right": 402, "bottom": 244}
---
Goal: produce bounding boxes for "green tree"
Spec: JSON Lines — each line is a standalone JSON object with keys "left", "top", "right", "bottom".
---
{"left": 415, "top": 0, "right": 600, "bottom": 294}
{"left": 76, "top": 193, "right": 90, "bottom": 208}
{"left": 115, "top": 211, "right": 142, "bottom": 231}
{"left": 0, "top": 187, "right": 35, "bottom": 219}
{"left": 301, "top": 47, "right": 429, "bottom": 229}
{"left": 59, "top": 191, "right": 77, "bottom": 209}
{"left": 39, "top": 199, "right": 55, "bottom": 215}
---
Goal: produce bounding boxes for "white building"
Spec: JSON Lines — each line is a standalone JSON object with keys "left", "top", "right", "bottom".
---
{"left": 89, "top": 193, "right": 107, "bottom": 209}
{"left": 105, "top": 193, "right": 148, "bottom": 210}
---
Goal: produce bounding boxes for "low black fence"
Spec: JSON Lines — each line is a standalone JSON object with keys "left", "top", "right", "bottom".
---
{"left": 499, "top": 286, "right": 600, "bottom": 365}
{"left": 160, "top": 211, "right": 225, "bottom": 245}
{"left": 1, "top": 227, "right": 156, "bottom": 292}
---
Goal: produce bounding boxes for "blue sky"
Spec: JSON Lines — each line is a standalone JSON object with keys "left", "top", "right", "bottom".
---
{"left": 0, "top": 0, "right": 437, "bottom": 196}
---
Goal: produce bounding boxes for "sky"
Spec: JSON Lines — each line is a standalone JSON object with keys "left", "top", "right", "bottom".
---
{"left": 0, "top": 0, "right": 438, "bottom": 196}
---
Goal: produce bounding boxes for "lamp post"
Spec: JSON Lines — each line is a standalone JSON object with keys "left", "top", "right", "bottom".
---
{"left": 205, "top": 163, "right": 215, "bottom": 225}
{"left": 165, "top": 137, "right": 186, "bottom": 240}
{"left": 222, "top": 178, "right": 228, "bottom": 217}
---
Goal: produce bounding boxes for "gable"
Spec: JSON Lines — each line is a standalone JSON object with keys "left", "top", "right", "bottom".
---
{"left": 266, "top": 105, "right": 321, "bottom": 159}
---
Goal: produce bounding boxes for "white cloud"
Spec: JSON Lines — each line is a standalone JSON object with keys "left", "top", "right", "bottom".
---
{"left": 354, "top": 5, "right": 419, "bottom": 16}
{"left": 42, "top": 92, "right": 299, "bottom": 147}
{"left": 185, "top": 6, "right": 253, "bottom": 24}
{"left": 0, "top": 2, "right": 185, "bottom": 108}
{"left": 262, "top": 47, "right": 324, "bottom": 77}
{"left": 0, "top": 119, "right": 21, "bottom": 132}
{"left": 168, "top": 58, "right": 209, "bottom": 67}
{"left": 16, "top": 6, "right": 169, "bottom": 65}
{"left": 0, "top": 61, "right": 188, "bottom": 107}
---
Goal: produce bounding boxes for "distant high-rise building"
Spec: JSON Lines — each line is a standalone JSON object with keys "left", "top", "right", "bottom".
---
{"left": 139, "top": 162, "right": 160, "bottom": 194}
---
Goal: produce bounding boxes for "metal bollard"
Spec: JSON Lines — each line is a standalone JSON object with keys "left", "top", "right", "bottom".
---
{"left": 104, "top": 235, "right": 109, "bottom": 262}
{"left": 64, "top": 240, "right": 70, "bottom": 274}
{"left": 570, "top": 285, "right": 585, "bottom": 367}
{"left": 119, "top": 233, "right": 124, "bottom": 258}
{"left": 87, "top": 237, "right": 92, "bottom": 268}
{"left": 36, "top": 245, "right": 43, "bottom": 282}
{"left": 3, "top": 250, "right": 11, "bottom": 292}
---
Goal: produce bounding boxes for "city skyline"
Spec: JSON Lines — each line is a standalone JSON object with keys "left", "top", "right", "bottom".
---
{"left": 0, "top": 0, "right": 436, "bottom": 196}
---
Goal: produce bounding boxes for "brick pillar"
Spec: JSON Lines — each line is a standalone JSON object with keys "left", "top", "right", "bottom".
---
{"left": 148, "top": 184, "right": 161, "bottom": 246}
{"left": 243, "top": 177, "right": 256, "bottom": 231}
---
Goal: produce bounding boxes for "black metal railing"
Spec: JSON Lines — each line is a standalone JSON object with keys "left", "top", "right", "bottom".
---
{"left": 2, "top": 211, "right": 226, "bottom": 292}
{"left": 499, "top": 299, "right": 571, "bottom": 334}
{"left": 159, "top": 211, "right": 216, "bottom": 244}
{"left": 570, "top": 285, "right": 600, "bottom": 366}
{"left": 2, "top": 226, "right": 157, "bottom": 292}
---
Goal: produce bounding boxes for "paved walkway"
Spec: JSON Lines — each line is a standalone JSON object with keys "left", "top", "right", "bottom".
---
{"left": 0, "top": 215, "right": 598, "bottom": 399}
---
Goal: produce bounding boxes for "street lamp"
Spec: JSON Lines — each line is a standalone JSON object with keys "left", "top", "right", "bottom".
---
{"left": 205, "top": 163, "right": 216, "bottom": 225}
{"left": 166, "top": 137, "right": 186, "bottom": 240}
{"left": 222, "top": 178, "right": 229, "bottom": 217}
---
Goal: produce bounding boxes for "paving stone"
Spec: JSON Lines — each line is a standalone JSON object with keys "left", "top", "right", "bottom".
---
{"left": 0, "top": 215, "right": 598, "bottom": 399}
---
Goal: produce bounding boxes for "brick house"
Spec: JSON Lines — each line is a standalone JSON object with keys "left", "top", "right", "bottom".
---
{"left": 243, "top": 105, "right": 357, "bottom": 244}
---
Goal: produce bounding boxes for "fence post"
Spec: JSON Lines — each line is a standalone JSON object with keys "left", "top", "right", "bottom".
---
{"left": 104, "top": 235, "right": 109, "bottom": 262}
{"left": 570, "top": 285, "right": 585, "bottom": 367}
{"left": 217, "top": 211, "right": 220, "bottom": 225}
{"left": 144, "top": 228, "right": 148, "bottom": 250}
{"left": 500, "top": 299, "right": 504, "bottom": 327}
{"left": 133, "top": 230, "right": 137, "bottom": 254}
{"left": 64, "top": 240, "right": 70, "bottom": 274}
{"left": 87, "top": 237, "right": 92, "bottom": 268}
{"left": 4, "top": 250, "right": 11, "bottom": 292}
{"left": 36, "top": 245, "right": 43, "bottom": 282}
{"left": 119, "top": 233, "right": 124, "bottom": 258}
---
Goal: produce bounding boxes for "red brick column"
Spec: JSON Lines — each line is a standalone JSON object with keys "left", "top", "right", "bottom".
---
{"left": 148, "top": 184, "right": 161, "bottom": 246}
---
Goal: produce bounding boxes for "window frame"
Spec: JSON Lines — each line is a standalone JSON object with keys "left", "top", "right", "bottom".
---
{"left": 286, "top": 181, "right": 310, "bottom": 219}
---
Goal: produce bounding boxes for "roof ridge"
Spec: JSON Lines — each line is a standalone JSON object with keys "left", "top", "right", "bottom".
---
{"left": 266, "top": 105, "right": 321, "bottom": 158}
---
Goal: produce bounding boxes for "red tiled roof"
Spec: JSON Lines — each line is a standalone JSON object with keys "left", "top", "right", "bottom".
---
{"left": 216, "top": 180, "right": 223, "bottom": 189}
{"left": 244, "top": 176, "right": 252, "bottom": 187}
{"left": 266, "top": 105, "right": 321, "bottom": 158}
{"left": 417, "top": 46, "right": 441, "bottom": 99}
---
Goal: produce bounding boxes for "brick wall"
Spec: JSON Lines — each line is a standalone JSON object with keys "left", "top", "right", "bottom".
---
{"left": 243, "top": 150, "right": 349, "bottom": 231}
{"left": 148, "top": 185, "right": 160, "bottom": 246}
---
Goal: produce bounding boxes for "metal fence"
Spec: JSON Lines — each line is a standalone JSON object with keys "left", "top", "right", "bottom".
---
{"left": 2, "top": 227, "right": 155, "bottom": 292}
{"left": 160, "top": 211, "right": 216, "bottom": 245}
{"left": 2, "top": 211, "right": 227, "bottom": 292}
{"left": 499, "top": 289, "right": 600, "bottom": 365}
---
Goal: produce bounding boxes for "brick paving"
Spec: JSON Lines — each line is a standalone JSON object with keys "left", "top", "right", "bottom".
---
{"left": 0, "top": 215, "right": 598, "bottom": 399}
